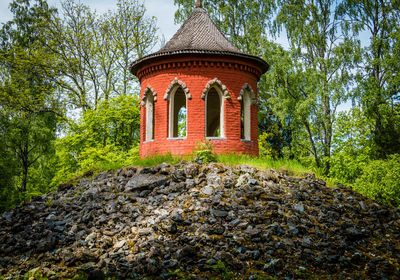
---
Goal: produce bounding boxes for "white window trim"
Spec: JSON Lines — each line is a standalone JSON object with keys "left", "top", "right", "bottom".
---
{"left": 238, "top": 84, "right": 256, "bottom": 141}
{"left": 241, "top": 89, "right": 251, "bottom": 141}
{"left": 143, "top": 89, "right": 156, "bottom": 142}
{"left": 168, "top": 85, "right": 188, "bottom": 138}
{"left": 205, "top": 85, "right": 224, "bottom": 138}
{"left": 145, "top": 96, "right": 154, "bottom": 141}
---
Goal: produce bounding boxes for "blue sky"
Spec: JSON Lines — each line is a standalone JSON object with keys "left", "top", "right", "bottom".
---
{"left": 0, "top": 0, "right": 180, "bottom": 51}
{"left": 1, "top": 0, "right": 368, "bottom": 112}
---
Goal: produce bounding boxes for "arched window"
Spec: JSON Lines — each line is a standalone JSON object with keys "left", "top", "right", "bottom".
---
{"left": 145, "top": 93, "right": 155, "bottom": 141}
{"left": 240, "top": 90, "right": 251, "bottom": 140}
{"left": 141, "top": 86, "right": 157, "bottom": 142}
{"left": 169, "top": 87, "right": 187, "bottom": 138}
{"left": 206, "top": 87, "right": 224, "bottom": 138}
{"left": 239, "top": 84, "right": 255, "bottom": 141}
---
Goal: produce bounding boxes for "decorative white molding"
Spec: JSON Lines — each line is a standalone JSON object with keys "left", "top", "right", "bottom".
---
{"left": 238, "top": 83, "right": 256, "bottom": 105}
{"left": 238, "top": 83, "right": 257, "bottom": 105}
{"left": 201, "top": 78, "right": 230, "bottom": 100}
{"left": 164, "top": 77, "right": 192, "bottom": 100}
{"left": 140, "top": 85, "right": 157, "bottom": 106}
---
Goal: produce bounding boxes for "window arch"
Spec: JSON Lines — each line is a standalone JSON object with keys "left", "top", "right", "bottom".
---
{"left": 164, "top": 78, "right": 190, "bottom": 138}
{"left": 168, "top": 86, "right": 187, "bottom": 138}
{"left": 238, "top": 83, "right": 256, "bottom": 141}
{"left": 145, "top": 93, "right": 155, "bottom": 141}
{"left": 141, "top": 86, "right": 157, "bottom": 142}
{"left": 205, "top": 86, "right": 224, "bottom": 138}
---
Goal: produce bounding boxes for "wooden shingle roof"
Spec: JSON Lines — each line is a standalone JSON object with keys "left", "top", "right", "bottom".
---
{"left": 130, "top": 5, "right": 269, "bottom": 76}
{"left": 158, "top": 7, "right": 241, "bottom": 54}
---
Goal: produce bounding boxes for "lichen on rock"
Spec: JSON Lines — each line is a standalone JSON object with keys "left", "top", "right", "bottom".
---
{"left": 0, "top": 162, "right": 400, "bottom": 279}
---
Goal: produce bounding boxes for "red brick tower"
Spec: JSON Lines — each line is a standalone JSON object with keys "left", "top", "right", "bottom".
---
{"left": 130, "top": 0, "right": 268, "bottom": 158}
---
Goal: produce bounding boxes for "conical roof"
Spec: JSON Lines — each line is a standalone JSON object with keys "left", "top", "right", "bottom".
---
{"left": 158, "top": 6, "right": 241, "bottom": 54}
{"left": 130, "top": 5, "right": 268, "bottom": 75}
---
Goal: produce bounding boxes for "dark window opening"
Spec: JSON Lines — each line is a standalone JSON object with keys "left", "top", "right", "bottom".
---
{"left": 171, "top": 88, "right": 187, "bottom": 137}
{"left": 206, "top": 87, "right": 221, "bottom": 137}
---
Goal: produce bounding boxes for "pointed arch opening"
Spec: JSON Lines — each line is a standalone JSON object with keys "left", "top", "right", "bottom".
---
{"left": 168, "top": 86, "right": 187, "bottom": 138}
{"left": 145, "top": 93, "right": 155, "bottom": 141}
{"left": 205, "top": 86, "right": 224, "bottom": 138}
{"left": 238, "top": 83, "right": 255, "bottom": 141}
{"left": 141, "top": 86, "right": 157, "bottom": 142}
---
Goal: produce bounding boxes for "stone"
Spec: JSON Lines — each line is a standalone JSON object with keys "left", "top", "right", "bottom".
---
{"left": 138, "top": 228, "right": 153, "bottom": 236}
{"left": 113, "top": 240, "right": 126, "bottom": 250}
{"left": 177, "top": 245, "right": 197, "bottom": 260}
{"left": 263, "top": 258, "right": 283, "bottom": 274}
{"left": 201, "top": 185, "right": 214, "bottom": 195}
{"left": 222, "top": 176, "right": 235, "bottom": 188}
{"left": 207, "top": 172, "right": 221, "bottom": 186}
{"left": 293, "top": 203, "right": 305, "bottom": 213}
{"left": 210, "top": 208, "right": 229, "bottom": 217}
{"left": 183, "top": 163, "right": 199, "bottom": 178}
{"left": 248, "top": 179, "right": 258, "bottom": 185}
{"left": 125, "top": 174, "right": 167, "bottom": 192}
{"left": 1, "top": 162, "right": 400, "bottom": 280}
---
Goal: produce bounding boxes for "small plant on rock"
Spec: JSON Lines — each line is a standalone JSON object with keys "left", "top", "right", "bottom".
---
{"left": 193, "top": 140, "right": 216, "bottom": 164}
{"left": 207, "top": 260, "right": 236, "bottom": 280}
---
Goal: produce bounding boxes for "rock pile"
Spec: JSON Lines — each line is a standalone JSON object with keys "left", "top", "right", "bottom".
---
{"left": 1, "top": 162, "right": 400, "bottom": 279}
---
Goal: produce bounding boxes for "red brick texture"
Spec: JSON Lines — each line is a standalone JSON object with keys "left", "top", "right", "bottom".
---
{"left": 137, "top": 55, "right": 263, "bottom": 158}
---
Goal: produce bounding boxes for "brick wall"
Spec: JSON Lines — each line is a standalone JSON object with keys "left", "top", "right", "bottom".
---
{"left": 138, "top": 56, "right": 263, "bottom": 158}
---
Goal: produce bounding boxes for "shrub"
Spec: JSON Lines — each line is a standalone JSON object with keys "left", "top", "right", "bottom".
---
{"left": 193, "top": 140, "right": 216, "bottom": 163}
{"left": 354, "top": 154, "right": 400, "bottom": 207}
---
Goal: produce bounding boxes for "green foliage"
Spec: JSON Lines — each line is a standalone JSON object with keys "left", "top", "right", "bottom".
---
{"left": 51, "top": 95, "right": 140, "bottom": 187}
{"left": 46, "top": 0, "right": 158, "bottom": 110}
{"left": 193, "top": 140, "right": 217, "bottom": 163}
{"left": 329, "top": 107, "right": 374, "bottom": 184}
{"left": 258, "top": 124, "right": 284, "bottom": 160}
{"left": 269, "top": 1, "right": 360, "bottom": 173}
{"left": 295, "top": 266, "right": 317, "bottom": 280}
{"left": 173, "top": 0, "right": 275, "bottom": 55}
{"left": 177, "top": 107, "right": 187, "bottom": 137}
{"left": 0, "top": 0, "right": 60, "bottom": 211}
{"left": 168, "top": 268, "right": 186, "bottom": 280}
{"left": 207, "top": 260, "right": 236, "bottom": 280}
{"left": 338, "top": 0, "right": 400, "bottom": 159}
{"left": 134, "top": 153, "right": 185, "bottom": 167}
{"left": 354, "top": 154, "right": 400, "bottom": 207}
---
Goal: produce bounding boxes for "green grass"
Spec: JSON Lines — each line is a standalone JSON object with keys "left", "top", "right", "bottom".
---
{"left": 216, "top": 153, "right": 336, "bottom": 186}
{"left": 129, "top": 153, "right": 193, "bottom": 167}
{"left": 96, "top": 152, "right": 334, "bottom": 186}
{"left": 217, "top": 153, "right": 309, "bottom": 174}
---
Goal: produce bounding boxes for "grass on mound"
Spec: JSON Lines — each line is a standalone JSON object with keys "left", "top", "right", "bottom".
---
{"left": 216, "top": 154, "right": 336, "bottom": 186}
{"left": 216, "top": 153, "right": 309, "bottom": 174}
{"left": 131, "top": 153, "right": 309, "bottom": 175}
{"left": 131, "top": 153, "right": 193, "bottom": 167}
{"left": 128, "top": 153, "right": 334, "bottom": 184}
{"left": 51, "top": 152, "right": 332, "bottom": 199}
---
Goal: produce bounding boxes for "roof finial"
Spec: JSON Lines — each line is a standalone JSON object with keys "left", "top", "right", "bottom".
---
{"left": 196, "top": 0, "right": 202, "bottom": 8}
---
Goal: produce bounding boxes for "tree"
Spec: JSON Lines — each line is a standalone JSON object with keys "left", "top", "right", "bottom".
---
{"left": 267, "top": 0, "right": 360, "bottom": 173}
{"left": 338, "top": 0, "right": 400, "bottom": 158}
{"left": 46, "top": 0, "right": 158, "bottom": 111}
{"left": 52, "top": 95, "right": 140, "bottom": 186}
{"left": 0, "top": 0, "right": 60, "bottom": 203}
{"left": 174, "top": 0, "right": 275, "bottom": 55}
{"left": 329, "top": 107, "right": 374, "bottom": 183}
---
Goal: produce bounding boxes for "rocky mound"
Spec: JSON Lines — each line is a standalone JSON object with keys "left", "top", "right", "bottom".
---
{"left": 1, "top": 162, "right": 400, "bottom": 279}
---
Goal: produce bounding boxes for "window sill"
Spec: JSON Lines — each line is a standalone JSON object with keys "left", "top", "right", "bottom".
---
{"left": 206, "top": 137, "right": 227, "bottom": 140}
{"left": 241, "top": 139, "right": 253, "bottom": 143}
{"left": 143, "top": 139, "right": 154, "bottom": 143}
{"left": 167, "top": 137, "right": 187, "bottom": 140}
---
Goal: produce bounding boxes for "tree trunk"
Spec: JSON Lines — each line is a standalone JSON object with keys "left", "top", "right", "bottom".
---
{"left": 20, "top": 142, "right": 29, "bottom": 193}
{"left": 304, "top": 120, "right": 320, "bottom": 168}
